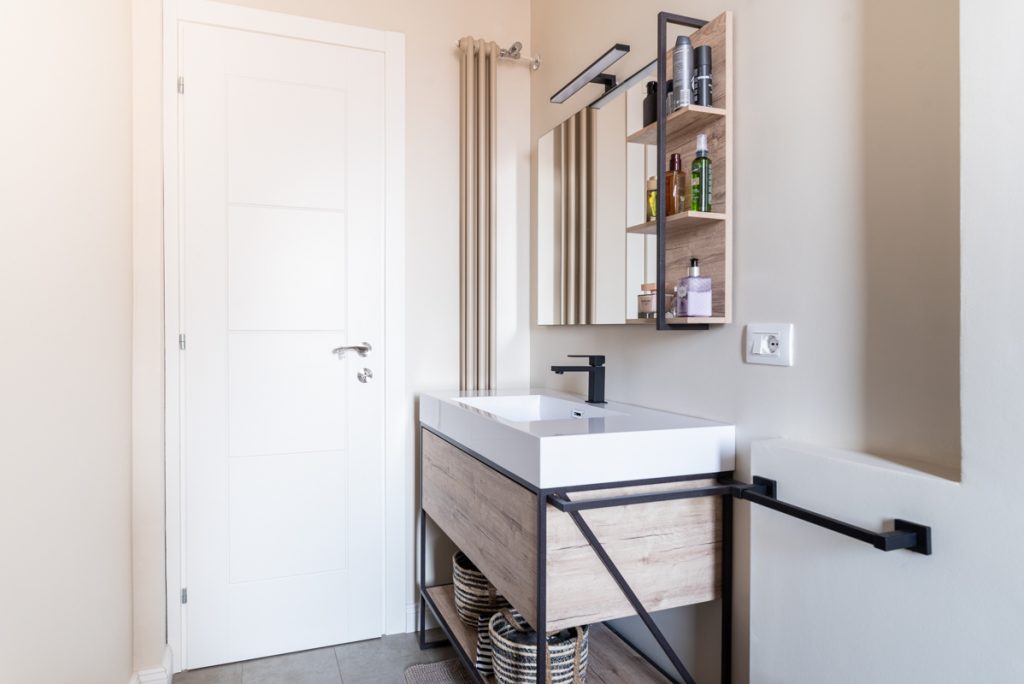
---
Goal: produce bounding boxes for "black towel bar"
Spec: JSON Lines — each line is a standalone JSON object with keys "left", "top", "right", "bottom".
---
{"left": 546, "top": 475, "right": 932, "bottom": 556}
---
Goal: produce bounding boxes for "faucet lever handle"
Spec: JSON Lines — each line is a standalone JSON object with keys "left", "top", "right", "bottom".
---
{"left": 567, "top": 354, "right": 605, "bottom": 367}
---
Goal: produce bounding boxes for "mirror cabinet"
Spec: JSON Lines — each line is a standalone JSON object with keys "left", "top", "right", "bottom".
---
{"left": 536, "top": 11, "right": 732, "bottom": 329}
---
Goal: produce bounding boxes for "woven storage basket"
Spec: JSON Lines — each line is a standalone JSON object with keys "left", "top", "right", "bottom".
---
{"left": 452, "top": 551, "right": 510, "bottom": 627}
{"left": 488, "top": 608, "right": 589, "bottom": 684}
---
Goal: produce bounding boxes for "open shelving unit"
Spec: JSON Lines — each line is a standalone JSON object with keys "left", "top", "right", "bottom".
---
{"left": 626, "top": 210, "right": 727, "bottom": 234}
{"left": 626, "top": 11, "right": 733, "bottom": 329}
{"left": 625, "top": 104, "right": 726, "bottom": 146}
{"left": 423, "top": 584, "right": 673, "bottom": 684}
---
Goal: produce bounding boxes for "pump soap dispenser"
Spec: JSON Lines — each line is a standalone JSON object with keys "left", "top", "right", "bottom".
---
{"left": 675, "top": 257, "right": 712, "bottom": 317}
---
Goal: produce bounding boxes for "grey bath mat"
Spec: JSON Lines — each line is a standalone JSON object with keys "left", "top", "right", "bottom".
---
{"left": 404, "top": 658, "right": 473, "bottom": 684}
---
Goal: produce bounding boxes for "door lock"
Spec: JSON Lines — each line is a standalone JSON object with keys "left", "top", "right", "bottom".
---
{"left": 357, "top": 368, "right": 373, "bottom": 383}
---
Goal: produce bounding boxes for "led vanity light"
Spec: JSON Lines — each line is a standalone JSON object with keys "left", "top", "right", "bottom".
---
{"left": 589, "top": 58, "right": 657, "bottom": 109}
{"left": 549, "top": 43, "right": 630, "bottom": 104}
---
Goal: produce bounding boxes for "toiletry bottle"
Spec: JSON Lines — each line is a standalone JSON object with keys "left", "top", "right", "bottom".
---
{"left": 637, "top": 283, "right": 658, "bottom": 319}
{"left": 693, "top": 45, "right": 713, "bottom": 106}
{"left": 642, "top": 81, "right": 658, "bottom": 127}
{"left": 670, "top": 36, "right": 694, "bottom": 111}
{"left": 646, "top": 176, "right": 658, "bottom": 222}
{"left": 675, "top": 257, "right": 712, "bottom": 317}
{"left": 690, "top": 133, "right": 712, "bottom": 212}
{"left": 666, "top": 153, "right": 683, "bottom": 215}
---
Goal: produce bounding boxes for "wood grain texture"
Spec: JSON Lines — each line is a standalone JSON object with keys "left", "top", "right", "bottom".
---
{"left": 626, "top": 316, "right": 729, "bottom": 325}
{"left": 659, "top": 11, "right": 733, "bottom": 323}
{"left": 425, "top": 584, "right": 672, "bottom": 684}
{"left": 422, "top": 429, "right": 539, "bottom": 626}
{"left": 665, "top": 219, "right": 727, "bottom": 318}
{"left": 625, "top": 211, "right": 726, "bottom": 235}
{"left": 546, "top": 479, "right": 721, "bottom": 629}
{"left": 422, "top": 429, "right": 721, "bottom": 632}
{"left": 625, "top": 105, "right": 726, "bottom": 146}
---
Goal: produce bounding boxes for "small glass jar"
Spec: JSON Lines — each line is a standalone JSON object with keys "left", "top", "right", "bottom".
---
{"left": 637, "top": 283, "right": 658, "bottom": 318}
{"left": 637, "top": 283, "right": 672, "bottom": 319}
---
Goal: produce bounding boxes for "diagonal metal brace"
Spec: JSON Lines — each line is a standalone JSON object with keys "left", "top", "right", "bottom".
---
{"left": 553, "top": 491, "right": 697, "bottom": 684}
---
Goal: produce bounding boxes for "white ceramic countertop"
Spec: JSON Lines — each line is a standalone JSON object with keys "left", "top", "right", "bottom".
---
{"left": 419, "top": 388, "right": 735, "bottom": 489}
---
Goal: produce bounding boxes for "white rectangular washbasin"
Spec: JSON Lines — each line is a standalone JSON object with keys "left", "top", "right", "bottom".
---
{"left": 455, "top": 394, "right": 623, "bottom": 422}
{"left": 419, "top": 389, "right": 735, "bottom": 489}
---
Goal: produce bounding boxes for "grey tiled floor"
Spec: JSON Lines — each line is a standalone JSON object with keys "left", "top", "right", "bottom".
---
{"left": 173, "top": 631, "right": 460, "bottom": 684}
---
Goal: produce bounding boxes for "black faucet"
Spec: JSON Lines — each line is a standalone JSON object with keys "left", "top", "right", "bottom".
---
{"left": 551, "top": 355, "right": 606, "bottom": 405}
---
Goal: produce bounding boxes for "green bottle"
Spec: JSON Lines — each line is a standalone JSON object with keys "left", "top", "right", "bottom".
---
{"left": 690, "top": 133, "right": 712, "bottom": 212}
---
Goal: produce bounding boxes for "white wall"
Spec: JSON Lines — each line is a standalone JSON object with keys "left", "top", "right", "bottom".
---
{"left": 529, "top": 0, "right": 959, "bottom": 681}
{"left": 0, "top": 2, "right": 134, "bottom": 683}
{"left": 748, "top": 0, "right": 1024, "bottom": 680}
{"left": 131, "top": 0, "right": 532, "bottom": 668}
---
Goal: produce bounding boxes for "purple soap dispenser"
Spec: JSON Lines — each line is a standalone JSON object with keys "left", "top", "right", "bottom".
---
{"left": 675, "top": 258, "right": 712, "bottom": 317}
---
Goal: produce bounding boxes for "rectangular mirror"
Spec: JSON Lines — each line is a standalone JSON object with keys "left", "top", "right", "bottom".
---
{"left": 536, "top": 81, "right": 656, "bottom": 325}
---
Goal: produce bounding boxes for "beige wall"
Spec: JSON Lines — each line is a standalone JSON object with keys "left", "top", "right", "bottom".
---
{"left": 0, "top": 2, "right": 134, "bottom": 684}
{"left": 530, "top": 0, "right": 960, "bottom": 481}
{"left": 529, "top": 0, "right": 958, "bottom": 681}
{"left": 749, "top": 0, "right": 1024, "bottom": 680}
{"left": 130, "top": 0, "right": 532, "bottom": 669}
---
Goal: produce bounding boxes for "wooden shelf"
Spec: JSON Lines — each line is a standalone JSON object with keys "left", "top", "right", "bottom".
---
{"left": 626, "top": 104, "right": 726, "bottom": 146}
{"left": 424, "top": 584, "right": 672, "bottom": 684}
{"left": 626, "top": 211, "right": 727, "bottom": 235}
{"left": 627, "top": 316, "right": 730, "bottom": 325}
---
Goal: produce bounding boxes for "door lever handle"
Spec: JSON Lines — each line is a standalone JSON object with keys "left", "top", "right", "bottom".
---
{"left": 332, "top": 342, "right": 372, "bottom": 358}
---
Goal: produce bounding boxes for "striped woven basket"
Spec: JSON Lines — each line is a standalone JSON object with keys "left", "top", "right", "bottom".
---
{"left": 452, "top": 551, "right": 510, "bottom": 627}
{"left": 488, "top": 608, "right": 589, "bottom": 684}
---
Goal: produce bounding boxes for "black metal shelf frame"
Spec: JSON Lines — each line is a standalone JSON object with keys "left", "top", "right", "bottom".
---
{"left": 655, "top": 12, "right": 712, "bottom": 331}
{"left": 416, "top": 424, "right": 932, "bottom": 684}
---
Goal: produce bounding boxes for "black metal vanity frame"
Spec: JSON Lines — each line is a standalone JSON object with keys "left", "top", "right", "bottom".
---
{"left": 415, "top": 425, "right": 931, "bottom": 684}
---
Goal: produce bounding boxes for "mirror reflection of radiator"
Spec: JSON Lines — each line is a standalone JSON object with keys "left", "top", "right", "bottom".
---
{"left": 553, "top": 109, "right": 597, "bottom": 325}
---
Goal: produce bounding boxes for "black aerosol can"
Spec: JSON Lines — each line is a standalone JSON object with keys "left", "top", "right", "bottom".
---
{"left": 693, "top": 45, "right": 713, "bottom": 106}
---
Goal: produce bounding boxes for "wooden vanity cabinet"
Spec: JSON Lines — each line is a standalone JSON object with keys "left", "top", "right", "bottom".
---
{"left": 420, "top": 428, "right": 722, "bottom": 632}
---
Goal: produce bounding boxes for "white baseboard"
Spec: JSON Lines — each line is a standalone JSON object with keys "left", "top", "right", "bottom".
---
{"left": 132, "top": 645, "right": 173, "bottom": 684}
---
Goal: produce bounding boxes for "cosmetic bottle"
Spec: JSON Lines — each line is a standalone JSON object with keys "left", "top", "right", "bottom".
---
{"left": 690, "top": 133, "right": 712, "bottom": 212}
{"left": 675, "top": 258, "right": 712, "bottom": 317}
{"left": 665, "top": 153, "right": 683, "bottom": 215}
{"left": 637, "top": 283, "right": 657, "bottom": 319}
{"left": 670, "top": 36, "right": 694, "bottom": 111}
{"left": 642, "top": 81, "right": 658, "bottom": 127}
{"left": 638, "top": 283, "right": 673, "bottom": 318}
{"left": 646, "top": 176, "right": 658, "bottom": 222}
{"left": 693, "top": 45, "right": 713, "bottom": 106}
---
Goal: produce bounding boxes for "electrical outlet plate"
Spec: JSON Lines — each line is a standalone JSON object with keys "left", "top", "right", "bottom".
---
{"left": 745, "top": 323, "right": 794, "bottom": 366}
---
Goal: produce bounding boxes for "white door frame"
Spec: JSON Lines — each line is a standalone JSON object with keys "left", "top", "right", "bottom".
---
{"left": 162, "top": 0, "right": 406, "bottom": 671}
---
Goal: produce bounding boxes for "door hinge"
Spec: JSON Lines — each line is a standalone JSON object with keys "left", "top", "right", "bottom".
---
{"left": 177, "top": 76, "right": 184, "bottom": 94}
{"left": 181, "top": 588, "right": 188, "bottom": 604}
{"left": 179, "top": 334, "right": 186, "bottom": 350}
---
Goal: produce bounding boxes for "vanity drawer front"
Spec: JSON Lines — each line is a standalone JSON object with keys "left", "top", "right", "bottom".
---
{"left": 421, "top": 428, "right": 721, "bottom": 630}
{"left": 422, "top": 428, "right": 540, "bottom": 623}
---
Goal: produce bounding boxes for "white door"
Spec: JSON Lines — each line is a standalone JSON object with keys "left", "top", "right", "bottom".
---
{"left": 180, "top": 20, "right": 386, "bottom": 669}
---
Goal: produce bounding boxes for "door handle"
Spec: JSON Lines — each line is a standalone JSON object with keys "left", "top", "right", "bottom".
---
{"left": 357, "top": 368, "right": 373, "bottom": 383}
{"left": 332, "top": 342, "right": 372, "bottom": 358}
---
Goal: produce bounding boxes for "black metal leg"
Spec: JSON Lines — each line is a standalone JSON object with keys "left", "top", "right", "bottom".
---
{"left": 536, "top": 490, "right": 547, "bottom": 683}
{"left": 418, "top": 508, "right": 429, "bottom": 648}
{"left": 721, "top": 495, "right": 733, "bottom": 684}
{"left": 417, "top": 432, "right": 448, "bottom": 650}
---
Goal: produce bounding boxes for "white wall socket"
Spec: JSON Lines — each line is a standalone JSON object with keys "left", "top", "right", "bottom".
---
{"left": 745, "top": 323, "right": 794, "bottom": 366}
